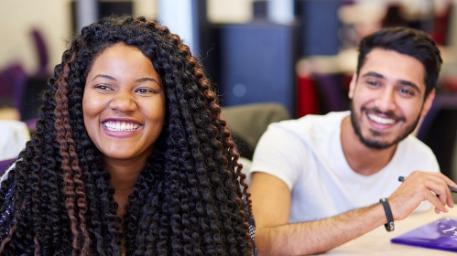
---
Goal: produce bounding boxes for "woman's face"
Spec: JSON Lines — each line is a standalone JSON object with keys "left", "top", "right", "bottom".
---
{"left": 82, "top": 43, "right": 165, "bottom": 166}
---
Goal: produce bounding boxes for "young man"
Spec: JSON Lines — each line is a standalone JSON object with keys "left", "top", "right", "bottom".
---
{"left": 249, "top": 27, "right": 457, "bottom": 255}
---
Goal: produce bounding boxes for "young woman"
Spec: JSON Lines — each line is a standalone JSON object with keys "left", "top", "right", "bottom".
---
{"left": 0, "top": 16, "right": 255, "bottom": 255}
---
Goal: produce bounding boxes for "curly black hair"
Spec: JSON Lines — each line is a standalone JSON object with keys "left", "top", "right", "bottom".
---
{"left": 0, "top": 16, "right": 255, "bottom": 255}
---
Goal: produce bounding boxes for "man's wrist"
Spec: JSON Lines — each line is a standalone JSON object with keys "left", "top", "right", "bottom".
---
{"left": 379, "top": 198, "right": 394, "bottom": 232}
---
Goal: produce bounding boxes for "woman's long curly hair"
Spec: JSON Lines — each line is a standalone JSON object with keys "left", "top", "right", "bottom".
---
{"left": 0, "top": 16, "right": 254, "bottom": 255}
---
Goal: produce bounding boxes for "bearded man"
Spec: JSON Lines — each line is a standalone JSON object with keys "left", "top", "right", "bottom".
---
{"left": 249, "top": 27, "right": 457, "bottom": 255}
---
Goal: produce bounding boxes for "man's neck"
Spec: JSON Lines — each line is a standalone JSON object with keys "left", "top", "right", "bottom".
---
{"left": 340, "top": 116, "right": 397, "bottom": 176}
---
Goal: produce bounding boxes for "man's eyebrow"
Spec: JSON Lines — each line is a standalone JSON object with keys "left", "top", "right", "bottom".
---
{"left": 361, "top": 71, "right": 384, "bottom": 79}
{"left": 91, "top": 74, "right": 116, "bottom": 81}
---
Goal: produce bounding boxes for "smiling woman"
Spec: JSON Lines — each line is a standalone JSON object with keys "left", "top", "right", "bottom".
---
{"left": 83, "top": 44, "right": 164, "bottom": 165}
{"left": 0, "top": 16, "right": 255, "bottom": 255}
{"left": 83, "top": 43, "right": 166, "bottom": 218}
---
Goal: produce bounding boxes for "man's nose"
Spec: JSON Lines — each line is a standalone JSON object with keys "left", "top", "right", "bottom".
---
{"left": 375, "top": 87, "right": 397, "bottom": 112}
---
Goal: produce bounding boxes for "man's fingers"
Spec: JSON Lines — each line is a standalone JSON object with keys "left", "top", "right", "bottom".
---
{"left": 422, "top": 175, "right": 454, "bottom": 207}
{"left": 424, "top": 179, "right": 450, "bottom": 205}
{"left": 437, "top": 174, "right": 455, "bottom": 207}
{"left": 391, "top": 172, "right": 455, "bottom": 218}
{"left": 408, "top": 172, "right": 454, "bottom": 208}
{"left": 424, "top": 190, "right": 448, "bottom": 213}
{"left": 440, "top": 173, "right": 457, "bottom": 188}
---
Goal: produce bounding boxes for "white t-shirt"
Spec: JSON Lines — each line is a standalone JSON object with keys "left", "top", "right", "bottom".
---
{"left": 250, "top": 111, "right": 439, "bottom": 223}
{"left": 0, "top": 120, "right": 30, "bottom": 161}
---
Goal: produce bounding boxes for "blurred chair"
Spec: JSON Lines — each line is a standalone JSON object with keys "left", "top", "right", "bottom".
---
{"left": 0, "top": 30, "right": 48, "bottom": 172}
{"left": 19, "top": 76, "right": 47, "bottom": 124}
{"left": 0, "top": 120, "right": 30, "bottom": 161}
{"left": 0, "top": 28, "right": 50, "bottom": 128}
{"left": 417, "top": 94, "right": 457, "bottom": 179}
{"left": 222, "top": 103, "right": 290, "bottom": 184}
{"left": 0, "top": 63, "right": 27, "bottom": 109}
{"left": 17, "top": 28, "right": 51, "bottom": 130}
{"left": 30, "top": 28, "right": 50, "bottom": 77}
{"left": 221, "top": 103, "right": 290, "bottom": 159}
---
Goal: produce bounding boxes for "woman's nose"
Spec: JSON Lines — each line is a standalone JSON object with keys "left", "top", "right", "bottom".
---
{"left": 109, "top": 91, "right": 137, "bottom": 112}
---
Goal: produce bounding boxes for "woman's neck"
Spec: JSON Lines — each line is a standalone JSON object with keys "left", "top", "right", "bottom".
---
{"left": 104, "top": 157, "right": 146, "bottom": 217}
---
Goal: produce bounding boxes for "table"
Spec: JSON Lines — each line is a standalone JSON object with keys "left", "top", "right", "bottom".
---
{"left": 323, "top": 207, "right": 457, "bottom": 255}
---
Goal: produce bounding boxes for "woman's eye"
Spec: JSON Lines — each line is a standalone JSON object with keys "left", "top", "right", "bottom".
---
{"left": 135, "top": 87, "right": 160, "bottom": 95}
{"left": 94, "top": 84, "right": 113, "bottom": 91}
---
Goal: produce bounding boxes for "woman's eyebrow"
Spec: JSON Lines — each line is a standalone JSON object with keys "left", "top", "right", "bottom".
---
{"left": 135, "top": 77, "right": 161, "bottom": 85}
{"left": 91, "top": 74, "right": 117, "bottom": 81}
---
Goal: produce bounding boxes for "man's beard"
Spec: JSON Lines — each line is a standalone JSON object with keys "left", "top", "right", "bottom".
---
{"left": 350, "top": 103, "right": 421, "bottom": 150}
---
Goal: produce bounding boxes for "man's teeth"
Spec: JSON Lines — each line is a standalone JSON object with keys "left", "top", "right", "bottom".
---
{"left": 103, "top": 121, "right": 140, "bottom": 131}
{"left": 367, "top": 113, "right": 395, "bottom": 125}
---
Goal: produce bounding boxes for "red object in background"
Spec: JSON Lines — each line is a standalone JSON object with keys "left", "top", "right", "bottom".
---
{"left": 296, "top": 75, "right": 319, "bottom": 117}
{"left": 441, "top": 76, "right": 457, "bottom": 92}
{"left": 430, "top": 4, "right": 453, "bottom": 45}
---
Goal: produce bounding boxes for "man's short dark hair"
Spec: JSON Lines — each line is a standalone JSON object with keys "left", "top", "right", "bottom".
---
{"left": 356, "top": 27, "right": 442, "bottom": 96}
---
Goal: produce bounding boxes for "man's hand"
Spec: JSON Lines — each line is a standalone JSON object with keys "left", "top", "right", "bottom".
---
{"left": 389, "top": 171, "right": 457, "bottom": 220}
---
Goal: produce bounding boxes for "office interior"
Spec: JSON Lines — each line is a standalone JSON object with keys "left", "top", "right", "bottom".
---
{"left": 0, "top": 0, "right": 456, "bottom": 182}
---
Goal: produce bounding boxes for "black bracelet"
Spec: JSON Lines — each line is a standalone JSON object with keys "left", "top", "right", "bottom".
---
{"left": 379, "top": 198, "right": 394, "bottom": 232}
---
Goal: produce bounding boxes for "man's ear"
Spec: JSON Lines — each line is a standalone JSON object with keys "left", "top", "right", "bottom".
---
{"left": 348, "top": 74, "right": 357, "bottom": 99}
{"left": 421, "top": 89, "right": 436, "bottom": 118}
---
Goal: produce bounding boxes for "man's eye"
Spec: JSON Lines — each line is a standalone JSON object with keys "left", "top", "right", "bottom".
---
{"left": 398, "top": 87, "right": 415, "bottom": 97}
{"left": 366, "top": 80, "right": 380, "bottom": 88}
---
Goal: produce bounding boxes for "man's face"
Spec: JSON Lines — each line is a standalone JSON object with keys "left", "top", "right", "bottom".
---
{"left": 349, "top": 48, "right": 435, "bottom": 149}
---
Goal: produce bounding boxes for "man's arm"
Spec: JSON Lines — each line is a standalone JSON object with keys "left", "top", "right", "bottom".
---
{"left": 250, "top": 172, "right": 387, "bottom": 255}
{"left": 250, "top": 171, "right": 456, "bottom": 256}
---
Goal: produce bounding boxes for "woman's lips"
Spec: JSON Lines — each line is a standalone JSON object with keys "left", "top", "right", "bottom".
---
{"left": 101, "top": 119, "right": 143, "bottom": 138}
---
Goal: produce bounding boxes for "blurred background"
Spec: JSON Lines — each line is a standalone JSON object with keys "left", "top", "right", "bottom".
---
{"left": 0, "top": 0, "right": 456, "bottom": 180}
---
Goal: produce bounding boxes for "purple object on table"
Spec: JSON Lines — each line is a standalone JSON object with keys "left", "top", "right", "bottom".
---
{"left": 391, "top": 218, "right": 457, "bottom": 252}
